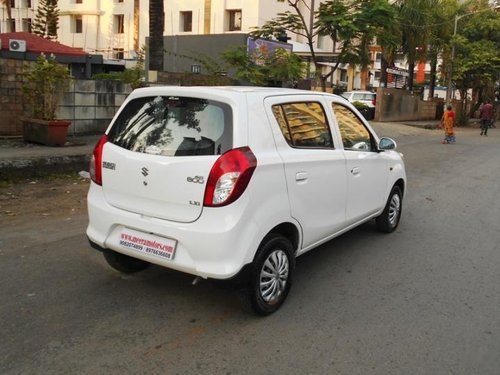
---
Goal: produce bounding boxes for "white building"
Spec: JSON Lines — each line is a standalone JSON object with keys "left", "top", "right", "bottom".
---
{"left": 1, "top": 1, "right": 365, "bottom": 87}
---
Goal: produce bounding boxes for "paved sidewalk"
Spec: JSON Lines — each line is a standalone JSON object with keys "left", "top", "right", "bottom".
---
{"left": 0, "top": 134, "right": 100, "bottom": 180}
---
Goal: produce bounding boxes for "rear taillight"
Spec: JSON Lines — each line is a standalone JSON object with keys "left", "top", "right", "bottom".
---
{"left": 90, "top": 135, "right": 108, "bottom": 186}
{"left": 204, "top": 147, "right": 257, "bottom": 207}
{"left": 372, "top": 96, "right": 376, "bottom": 106}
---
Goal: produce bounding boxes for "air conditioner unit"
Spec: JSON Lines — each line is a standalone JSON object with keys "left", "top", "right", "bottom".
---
{"left": 9, "top": 39, "right": 27, "bottom": 52}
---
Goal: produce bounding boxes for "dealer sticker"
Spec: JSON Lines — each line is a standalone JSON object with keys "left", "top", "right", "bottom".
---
{"left": 119, "top": 228, "right": 177, "bottom": 261}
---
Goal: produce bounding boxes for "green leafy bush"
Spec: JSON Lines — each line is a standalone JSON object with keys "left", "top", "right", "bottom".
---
{"left": 23, "top": 54, "right": 71, "bottom": 120}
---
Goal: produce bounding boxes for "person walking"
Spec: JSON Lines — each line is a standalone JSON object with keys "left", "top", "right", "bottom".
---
{"left": 480, "top": 99, "right": 494, "bottom": 136}
{"left": 440, "top": 104, "right": 456, "bottom": 144}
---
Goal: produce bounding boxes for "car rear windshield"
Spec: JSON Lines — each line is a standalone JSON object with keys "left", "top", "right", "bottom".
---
{"left": 107, "top": 96, "right": 233, "bottom": 156}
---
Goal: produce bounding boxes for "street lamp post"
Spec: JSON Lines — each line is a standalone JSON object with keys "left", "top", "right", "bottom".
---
{"left": 445, "top": 15, "right": 460, "bottom": 103}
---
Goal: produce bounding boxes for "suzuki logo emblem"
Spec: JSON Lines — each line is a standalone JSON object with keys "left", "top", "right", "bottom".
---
{"left": 141, "top": 167, "right": 149, "bottom": 177}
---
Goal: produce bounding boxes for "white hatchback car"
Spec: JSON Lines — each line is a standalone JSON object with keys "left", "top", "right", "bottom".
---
{"left": 87, "top": 86, "right": 406, "bottom": 315}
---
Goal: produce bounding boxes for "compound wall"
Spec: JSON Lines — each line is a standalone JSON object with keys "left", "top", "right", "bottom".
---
{"left": 0, "top": 58, "right": 132, "bottom": 136}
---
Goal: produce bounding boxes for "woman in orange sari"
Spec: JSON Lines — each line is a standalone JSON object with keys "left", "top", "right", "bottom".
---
{"left": 441, "top": 105, "right": 456, "bottom": 144}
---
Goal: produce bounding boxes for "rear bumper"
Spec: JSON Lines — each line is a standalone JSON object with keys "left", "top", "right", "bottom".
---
{"left": 86, "top": 182, "right": 262, "bottom": 280}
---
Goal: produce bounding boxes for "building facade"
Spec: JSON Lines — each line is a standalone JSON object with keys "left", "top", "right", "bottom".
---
{"left": 1, "top": 0, "right": 396, "bottom": 89}
{"left": 0, "top": 1, "right": 302, "bottom": 58}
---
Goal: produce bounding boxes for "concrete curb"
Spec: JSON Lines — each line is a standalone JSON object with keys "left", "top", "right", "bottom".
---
{"left": 0, "top": 154, "right": 91, "bottom": 180}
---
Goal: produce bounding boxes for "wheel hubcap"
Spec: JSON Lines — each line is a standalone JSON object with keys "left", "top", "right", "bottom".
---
{"left": 259, "top": 250, "right": 289, "bottom": 304}
{"left": 388, "top": 193, "right": 401, "bottom": 226}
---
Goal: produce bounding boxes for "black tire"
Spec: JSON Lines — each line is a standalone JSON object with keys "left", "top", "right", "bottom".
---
{"left": 242, "top": 234, "right": 295, "bottom": 316}
{"left": 102, "top": 249, "right": 150, "bottom": 274}
{"left": 376, "top": 186, "right": 403, "bottom": 233}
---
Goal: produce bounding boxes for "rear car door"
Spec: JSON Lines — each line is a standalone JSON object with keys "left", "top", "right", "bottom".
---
{"left": 328, "top": 101, "right": 389, "bottom": 224}
{"left": 265, "top": 96, "right": 348, "bottom": 250}
{"left": 101, "top": 95, "right": 233, "bottom": 223}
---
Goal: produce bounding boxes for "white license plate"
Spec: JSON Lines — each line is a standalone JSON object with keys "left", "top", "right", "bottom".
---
{"left": 119, "top": 228, "right": 177, "bottom": 261}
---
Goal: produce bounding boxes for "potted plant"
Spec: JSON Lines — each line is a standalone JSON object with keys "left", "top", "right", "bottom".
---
{"left": 22, "top": 54, "right": 72, "bottom": 146}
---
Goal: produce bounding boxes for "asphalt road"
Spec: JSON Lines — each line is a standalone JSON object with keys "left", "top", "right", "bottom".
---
{"left": 1, "top": 124, "right": 499, "bottom": 374}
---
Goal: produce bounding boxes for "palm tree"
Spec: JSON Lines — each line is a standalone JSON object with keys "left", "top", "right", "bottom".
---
{"left": 2, "top": 0, "right": 13, "bottom": 32}
{"left": 396, "top": 0, "right": 434, "bottom": 91}
{"left": 426, "top": 0, "right": 459, "bottom": 99}
{"left": 149, "top": 0, "right": 165, "bottom": 71}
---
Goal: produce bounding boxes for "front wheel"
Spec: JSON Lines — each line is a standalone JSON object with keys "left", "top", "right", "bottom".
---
{"left": 376, "top": 186, "right": 403, "bottom": 233}
{"left": 242, "top": 234, "right": 295, "bottom": 316}
{"left": 103, "top": 249, "right": 150, "bottom": 274}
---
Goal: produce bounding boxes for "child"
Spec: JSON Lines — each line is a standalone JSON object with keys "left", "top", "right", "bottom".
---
{"left": 440, "top": 105, "right": 456, "bottom": 144}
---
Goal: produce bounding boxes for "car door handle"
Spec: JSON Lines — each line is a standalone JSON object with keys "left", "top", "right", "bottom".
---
{"left": 295, "top": 172, "right": 308, "bottom": 181}
{"left": 350, "top": 167, "right": 361, "bottom": 176}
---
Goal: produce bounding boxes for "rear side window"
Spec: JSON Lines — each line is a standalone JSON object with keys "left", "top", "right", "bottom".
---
{"left": 272, "top": 102, "right": 333, "bottom": 148}
{"left": 107, "top": 96, "right": 232, "bottom": 156}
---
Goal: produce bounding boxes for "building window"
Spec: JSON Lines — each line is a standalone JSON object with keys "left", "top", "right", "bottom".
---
{"left": 180, "top": 11, "right": 192, "bottom": 32}
{"left": 22, "top": 18, "right": 31, "bottom": 32}
{"left": 21, "top": 0, "right": 32, "bottom": 7}
{"left": 226, "top": 9, "right": 241, "bottom": 31}
{"left": 10, "top": 19, "right": 16, "bottom": 32}
{"left": 75, "top": 0, "right": 83, "bottom": 3}
{"left": 72, "top": 15, "right": 83, "bottom": 33}
{"left": 113, "top": 48, "right": 124, "bottom": 59}
{"left": 10, "top": 0, "right": 15, "bottom": 8}
{"left": 340, "top": 70, "right": 348, "bottom": 83}
{"left": 114, "top": 14, "right": 125, "bottom": 34}
{"left": 317, "top": 34, "right": 326, "bottom": 49}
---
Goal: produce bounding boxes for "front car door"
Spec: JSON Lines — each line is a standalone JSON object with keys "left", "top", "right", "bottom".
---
{"left": 264, "top": 96, "right": 347, "bottom": 251}
{"left": 328, "top": 101, "right": 389, "bottom": 224}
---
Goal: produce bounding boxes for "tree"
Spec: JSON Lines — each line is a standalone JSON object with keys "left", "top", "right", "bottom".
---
{"left": 2, "top": 0, "right": 13, "bottom": 32}
{"left": 31, "top": 0, "right": 59, "bottom": 40}
{"left": 394, "top": 0, "right": 436, "bottom": 91}
{"left": 425, "top": 0, "right": 460, "bottom": 99}
{"left": 222, "top": 45, "right": 305, "bottom": 87}
{"left": 451, "top": 2, "right": 500, "bottom": 123}
{"left": 251, "top": 0, "right": 397, "bottom": 91}
{"left": 149, "top": 0, "right": 165, "bottom": 71}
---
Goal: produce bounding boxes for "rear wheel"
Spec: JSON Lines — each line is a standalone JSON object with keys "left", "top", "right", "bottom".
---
{"left": 376, "top": 186, "right": 402, "bottom": 233}
{"left": 103, "top": 249, "right": 150, "bottom": 274}
{"left": 243, "top": 234, "right": 295, "bottom": 316}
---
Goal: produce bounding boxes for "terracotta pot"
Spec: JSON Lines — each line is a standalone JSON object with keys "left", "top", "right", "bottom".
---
{"left": 22, "top": 118, "right": 71, "bottom": 147}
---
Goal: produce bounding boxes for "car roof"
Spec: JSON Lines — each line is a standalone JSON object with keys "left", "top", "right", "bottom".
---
{"left": 343, "top": 91, "right": 375, "bottom": 95}
{"left": 129, "top": 86, "right": 344, "bottom": 101}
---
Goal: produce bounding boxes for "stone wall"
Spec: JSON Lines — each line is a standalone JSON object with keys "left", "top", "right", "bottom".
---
{"left": 0, "top": 58, "right": 24, "bottom": 135}
{"left": 58, "top": 80, "right": 132, "bottom": 136}
{"left": 374, "top": 88, "right": 440, "bottom": 122}
{"left": 0, "top": 57, "right": 132, "bottom": 136}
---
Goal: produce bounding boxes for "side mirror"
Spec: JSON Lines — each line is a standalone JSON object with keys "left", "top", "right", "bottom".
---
{"left": 378, "top": 137, "right": 397, "bottom": 151}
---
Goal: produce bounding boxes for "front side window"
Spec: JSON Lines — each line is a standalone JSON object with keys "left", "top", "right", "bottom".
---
{"left": 332, "top": 103, "right": 374, "bottom": 151}
{"left": 272, "top": 102, "right": 333, "bottom": 148}
{"left": 108, "top": 96, "right": 233, "bottom": 157}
